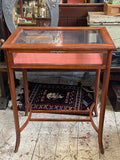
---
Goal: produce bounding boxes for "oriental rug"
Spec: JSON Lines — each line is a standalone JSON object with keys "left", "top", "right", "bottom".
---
{"left": 16, "top": 83, "right": 94, "bottom": 113}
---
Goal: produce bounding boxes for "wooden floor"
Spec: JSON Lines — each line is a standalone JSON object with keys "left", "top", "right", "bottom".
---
{"left": 0, "top": 72, "right": 120, "bottom": 160}
{"left": 0, "top": 102, "right": 120, "bottom": 160}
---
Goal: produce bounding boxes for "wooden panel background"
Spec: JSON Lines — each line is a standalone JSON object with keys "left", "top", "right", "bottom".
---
{"left": 58, "top": 4, "right": 104, "bottom": 26}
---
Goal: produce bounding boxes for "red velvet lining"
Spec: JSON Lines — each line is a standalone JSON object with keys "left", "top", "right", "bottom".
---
{"left": 14, "top": 53, "right": 103, "bottom": 65}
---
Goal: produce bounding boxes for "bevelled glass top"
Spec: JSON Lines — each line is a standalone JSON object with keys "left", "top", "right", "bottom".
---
{"left": 14, "top": 29, "right": 104, "bottom": 44}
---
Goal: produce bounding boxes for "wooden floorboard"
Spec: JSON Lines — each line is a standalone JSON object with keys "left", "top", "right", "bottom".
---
{"left": 0, "top": 74, "right": 120, "bottom": 159}
{"left": 0, "top": 102, "right": 120, "bottom": 160}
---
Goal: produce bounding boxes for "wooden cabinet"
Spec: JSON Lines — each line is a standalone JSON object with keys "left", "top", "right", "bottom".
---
{"left": 35, "top": 3, "right": 104, "bottom": 26}
{"left": 14, "top": 0, "right": 38, "bottom": 24}
{"left": 14, "top": 0, "right": 50, "bottom": 25}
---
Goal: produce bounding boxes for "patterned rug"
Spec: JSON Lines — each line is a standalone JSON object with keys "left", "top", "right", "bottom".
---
{"left": 16, "top": 82, "right": 94, "bottom": 113}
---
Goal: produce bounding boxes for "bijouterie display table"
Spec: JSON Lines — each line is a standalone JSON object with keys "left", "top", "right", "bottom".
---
{"left": 2, "top": 26, "right": 116, "bottom": 153}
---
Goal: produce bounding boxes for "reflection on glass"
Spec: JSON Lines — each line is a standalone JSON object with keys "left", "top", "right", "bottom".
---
{"left": 14, "top": 29, "right": 104, "bottom": 44}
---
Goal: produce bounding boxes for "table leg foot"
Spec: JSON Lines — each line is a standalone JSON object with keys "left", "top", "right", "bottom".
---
{"left": 99, "top": 145, "right": 104, "bottom": 154}
{"left": 14, "top": 133, "right": 20, "bottom": 153}
{"left": 98, "top": 137, "right": 104, "bottom": 154}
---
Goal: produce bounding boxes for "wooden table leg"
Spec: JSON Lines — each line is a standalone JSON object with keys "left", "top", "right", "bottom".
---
{"left": 7, "top": 68, "right": 20, "bottom": 152}
{"left": 23, "top": 69, "right": 29, "bottom": 116}
{"left": 94, "top": 69, "right": 101, "bottom": 117}
{"left": 6, "top": 51, "right": 20, "bottom": 152}
{"left": 98, "top": 50, "right": 113, "bottom": 154}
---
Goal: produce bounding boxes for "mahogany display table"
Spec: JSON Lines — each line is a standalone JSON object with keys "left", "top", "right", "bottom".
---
{"left": 2, "top": 26, "right": 116, "bottom": 153}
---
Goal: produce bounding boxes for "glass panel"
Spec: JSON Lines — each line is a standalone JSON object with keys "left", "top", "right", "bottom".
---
{"left": 15, "top": 29, "right": 104, "bottom": 44}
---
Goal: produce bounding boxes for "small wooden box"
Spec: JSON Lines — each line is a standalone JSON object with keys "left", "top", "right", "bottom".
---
{"left": 104, "top": 1, "right": 120, "bottom": 15}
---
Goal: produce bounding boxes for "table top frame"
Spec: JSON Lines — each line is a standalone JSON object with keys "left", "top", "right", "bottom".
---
{"left": 2, "top": 26, "right": 116, "bottom": 52}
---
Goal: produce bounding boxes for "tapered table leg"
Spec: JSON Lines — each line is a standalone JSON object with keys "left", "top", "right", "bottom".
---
{"left": 23, "top": 69, "right": 29, "bottom": 116}
{"left": 6, "top": 51, "right": 20, "bottom": 152}
{"left": 94, "top": 69, "right": 101, "bottom": 117}
{"left": 98, "top": 51, "right": 112, "bottom": 154}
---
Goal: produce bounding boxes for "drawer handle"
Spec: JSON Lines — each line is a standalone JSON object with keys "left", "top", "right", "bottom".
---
{"left": 50, "top": 51, "right": 65, "bottom": 53}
